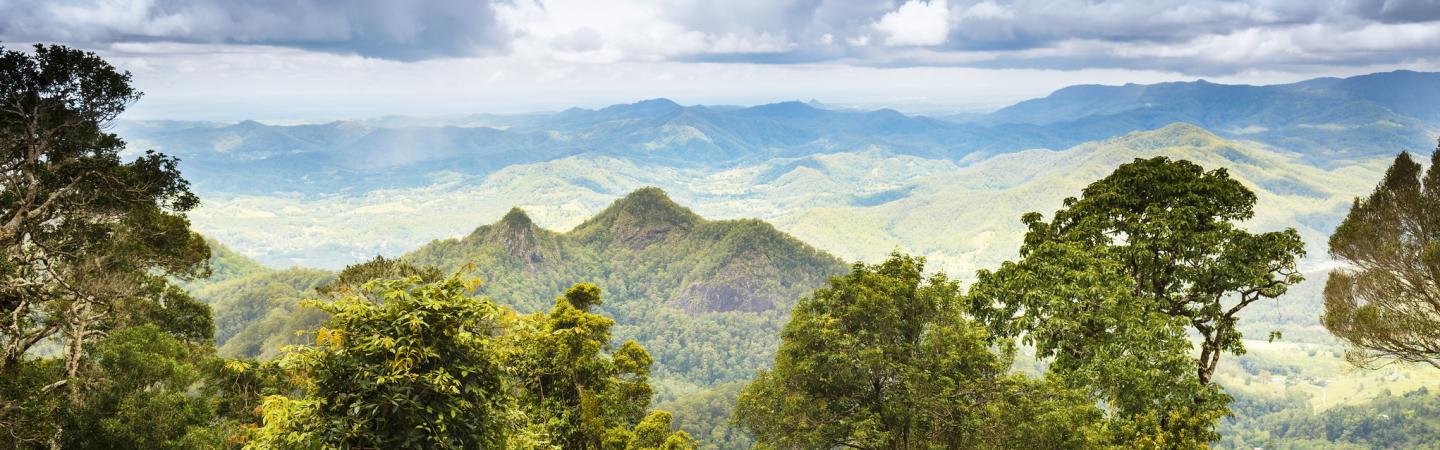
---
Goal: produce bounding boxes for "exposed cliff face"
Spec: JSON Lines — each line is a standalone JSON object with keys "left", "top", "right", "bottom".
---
{"left": 671, "top": 251, "right": 784, "bottom": 313}
{"left": 480, "top": 207, "right": 546, "bottom": 264}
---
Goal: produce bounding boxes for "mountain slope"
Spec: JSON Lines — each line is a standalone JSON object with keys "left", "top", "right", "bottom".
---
{"left": 777, "top": 123, "right": 1386, "bottom": 277}
{"left": 180, "top": 242, "right": 335, "bottom": 358}
{"left": 174, "top": 238, "right": 269, "bottom": 292}
{"left": 403, "top": 187, "right": 848, "bottom": 393}
{"left": 972, "top": 72, "right": 1439, "bottom": 164}
{"left": 189, "top": 188, "right": 847, "bottom": 396}
{"left": 1324, "top": 70, "right": 1440, "bottom": 122}
{"left": 119, "top": 71, "right": 1438, "bottom": 207}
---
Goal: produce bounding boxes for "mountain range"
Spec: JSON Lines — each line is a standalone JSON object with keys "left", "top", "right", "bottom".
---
{"left": 187, "top": 175, "right": 1440, "bottom": 450}
{"left": 117, "top": 70, "right": 1437, "bottom": 198}
{"left": 197, "top": 188, "right": 845, "bottom": 397}
{"left": 113, "top": 70, "right": 1440, "bottom": 270}
{"left": 144, "top": 69, "right": 1440, "bottom": 450}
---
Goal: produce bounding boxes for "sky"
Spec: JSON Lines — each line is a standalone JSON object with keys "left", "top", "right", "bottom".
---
{"left": 1, "top": 0, "right": 1438, "bottom": 120}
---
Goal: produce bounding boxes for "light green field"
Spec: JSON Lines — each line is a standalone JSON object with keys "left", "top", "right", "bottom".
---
{"left": 1219, "top": 340, "right": 1440, "bottom": 411}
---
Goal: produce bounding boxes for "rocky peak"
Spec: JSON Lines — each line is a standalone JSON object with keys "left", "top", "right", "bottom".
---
{"left": 482, "top": 207, "right": 544, "bottom": 264}
{"left": 579, "top": 187, "right": 701, "bottom": 249}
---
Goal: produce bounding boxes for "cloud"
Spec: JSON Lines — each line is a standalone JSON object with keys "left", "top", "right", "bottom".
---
{"left": 873, "top": 0, "right": 951, "bottom": 46}
{"left": 1352, "top": 0, "right": 1440, "bottom": 23}
{"left": 0, "top": 0, "right": 509, "bottom": 61}
{"left": 1, "top": 0, "right": 1437, "bottom": 73}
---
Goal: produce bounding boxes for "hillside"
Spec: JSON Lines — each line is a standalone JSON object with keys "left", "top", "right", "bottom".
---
{"left": 403, "top": 187, "right": 847, "bottom": 393}
{"left": 178, "top": 146, "right": 1440, "bottom": 449}
{"left": 173, "top": 238, "right": 270, "bottom": 292}
{"left": 778, "top": 123, "right": 1387, "bottom": 276}
{"left": 182, "top": 243, "right": 335, "bottom": 358}
{"left": 113, "top": 72, "right": 1440, "bottom": 269}
{"left": 192, "top": 188, "right": 847, "bottom": 397}
{"left": 970, "top": 71, "right": 1440, "bottom": 166}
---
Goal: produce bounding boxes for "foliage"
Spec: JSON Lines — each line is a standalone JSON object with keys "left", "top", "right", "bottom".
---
{"left": 315, "top": 255, "right": 443, "bottom": 297}
{"left": 212, "top": 256, "right": 442, "bottom": 361}
{"left": 502, "top": 282, "right": 695, "bottom": 449}
{"left": 0, "top": 43, "right": 209, "bottom": 364}
{"left": 1221, "top": 387, "right": 1440, "bottom": 449}
{"left": 403, "top": 188, "right": 846, "bottom": 392}
{"left": 197, "top": 268, "right": 332, "bottom": 350}
{"left": 735, "top": 253, "right": 1105, "bottom": 449}
{"left": 247, "top": 275, "right": 510, "bottom": 449}
{"left": 1323, "top": 145, "right": 1440, "bottom": 369}
{"left": 58, "top": 325, "right": 216, "bottom": 450}
{"left": 0, "top": 43, "right": 211, "bottom": 447}
{"left": 0, "top": 289, "right": 240, "bottom": 449}
{"left": 969, "top": 156, "right": 1306, "bottom": 446}
{"left": 247, "top": 273, "right": 697, "bottom": 449}
{"left": 655, "top": 382, "right": 752, "bottom": 450}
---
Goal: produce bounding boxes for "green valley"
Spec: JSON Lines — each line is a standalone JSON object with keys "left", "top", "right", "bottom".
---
{"left": 6, "top": 38, "right": 1440, "bottom": 449}
{"left": 185, "top": 124, "right": 1440, "bottom": 450}
{"left": 200, "top": 188, "right": 846, "bottom": 399}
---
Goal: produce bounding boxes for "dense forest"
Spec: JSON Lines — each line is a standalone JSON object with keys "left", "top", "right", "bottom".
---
{"left": 3, "top": 44, "right": 1439, "bottom": 449}
{"left": 202, "top": 187, "right": 847, "bottom": 401}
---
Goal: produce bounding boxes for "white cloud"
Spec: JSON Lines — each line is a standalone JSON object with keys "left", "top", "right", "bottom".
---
{"left": 492, "top": 0, "right": 796, "bottom": 63}
{"left": 4, "top": 0, "right": 1439, "bottom": 118}
{"left": 957, "top": 1, "right": 1012, "bottom": 20}
{"left": 874, "top": 0, "right": 952, "bottom": 46}
{"left": 83, "top": 41, "right": 1230, "bottom": 120}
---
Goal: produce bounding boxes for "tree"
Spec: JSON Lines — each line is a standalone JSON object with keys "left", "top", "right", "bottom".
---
{"left": 225, "top": 256, "right": 445, "bottom": 360}
{"left": 735, "top": 253, "right": 1105, "bottom": 450}
{"left": 968, "top": 157, "right": 1305, "bottom": 446}
{"left": 1323, "top": 144, "right": 1440, "bottom": 369}
{"left": 0, "top": 282, "right": 227, "bottom": 449}
{"left": 58, "top": 325, "right": 216, "bottom": 450}
{"left": 248, "top": 275, "right": 510, "bottom": 449}
{"left": 0, "top": 43, "right": 209, "bottom": 446}
{"left": 502, "top": 283, "right": 695, "bottom": 450}
{"left": 316, "top": 255, "right": 443, "bottom": 297}
{"left": 626, "top": 411, "right": 698, "bottom": 450}
{"left": 655, "top": 382, "right": 753, "bottom": 450}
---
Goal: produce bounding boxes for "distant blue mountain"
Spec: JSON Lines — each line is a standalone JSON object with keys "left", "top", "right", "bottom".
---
{"left": 116, "top": 70, "right": 1439, "bottom": 196}
{"left": 970, "top": 71, "right": 1438, "bottom": 164}
{"left": 982, "top": 71, "right": 1440, "bottom": 126}
{"left": 1328, "top": 70, "right": 1440, "bottom": 121}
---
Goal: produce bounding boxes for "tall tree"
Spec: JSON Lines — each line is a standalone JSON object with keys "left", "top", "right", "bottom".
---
{"left": 1323, "top": 144, "right": 1440, "bottom": 369}
{"left": 502, "top": 283, "right": 695, "bottom": 450}
{"left": 57, "top": 323, "right": 216, "bottom": 450}
{"left": 0, "top": 44, "right": 209, "bottom": 446}
{"left": 969, "top": 157, "right": 1305, "bottom": 447}
{"left": 735, "top": 253, "right": 1105, "bottom": 450}
{"left": 248, "top": 275, "right": 510, "bottom": 449}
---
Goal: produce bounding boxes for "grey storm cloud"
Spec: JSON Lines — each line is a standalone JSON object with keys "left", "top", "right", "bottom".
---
{"left": 937, "top": 0, "right": 1440, "bottom": 48}
{"left": 0, "top": 0, "right": 1436, "bottom": 72}
{"left": 1353, "top": 0, "right": 1440, "bottom": 22}
{"left": 655, "top": 0, "right": 1440, "bottom": 72}
{"left": 0, "top": 0, "right": 509, "bottom": 61}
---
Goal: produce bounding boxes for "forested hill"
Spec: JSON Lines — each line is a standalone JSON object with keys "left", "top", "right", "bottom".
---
{"left": 403, "top": 187, "right": 847, "bottom": 391}
{"left": 196, "top": 187, "right": 848, "bottom": 394}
